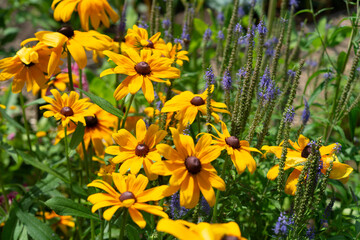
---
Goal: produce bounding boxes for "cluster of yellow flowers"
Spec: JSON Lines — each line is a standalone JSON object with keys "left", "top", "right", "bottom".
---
{"left": 0, "top": 0, "right": 354, "bottom": 239}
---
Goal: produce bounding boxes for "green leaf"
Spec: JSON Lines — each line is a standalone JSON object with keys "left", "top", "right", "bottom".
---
{"left": 348, "top": 102, "right": 359, "bottom": 140}
{"left": 45, "top": 197, "right": 100, "bottom": 221}
{"left": 78, "top": 89, "right": 123, "bottom": 119}
{"left": 126, "top": 224, "right": 140, "bottom": 240}
{"left": 193, "top": 18, "right": 208, "bottom": 36}
{"left": 69, "top": 123, "right": 85, "bottom": 149}
{"left": 302, "top": 69, "right": 328, "bottom": 96}
{"left": 17, "top": 150, "right": 69, "bottom": 183}
{"left": 0, "top": 108, "right": 26, "bottom": 132}
{"left": 294, "top": 9, "right": 313, "bottom": 16}
{"left": 308, "top": 80, "right": 326, "bottom": 105}
{"left": 1, "top": 209, "right": 18, "bottom": 240}
{"left": 24, "top": 97, "right": 49, "bottom": 108}
{"left": 336, "top": 51, "right": 347, "bottom": 72}
{"left": 14, "top": 207, "right": 60, "bottom": 240}
{"left": 314, "top": 7, "right": 334, "bottom": 17}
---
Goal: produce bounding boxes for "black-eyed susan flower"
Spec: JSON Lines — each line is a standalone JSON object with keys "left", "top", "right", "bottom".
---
{"left": 156, "top": 219, "right": 247, "bottom": 240}
{"left": 56, "top": 104, "right": 117, "bottom": 155}
{"left": 22, "top": 28, "right": 112, "bottom": 76}
{"left": 0, "top": 44, "right": 51, "bottom": 93}
{"left": 81, "top": 104, "right": 117, "bottom": 155}
{"left": 87, "top": 173, "right": 169, "bottom": 228}
{"left": 105, "top": 119, "right": 167, "bottom": 180}
{"left": 161, "top": 85, "right": 230, "bottom": 127}
{"left": 206, "top": 121, "right": 261, "bottom": 174}
{"left": 151, "top": 128, "right": 225, "bottom": 209}
{"left": 263, "top": 135, "right": 354, "bottom": 195}
{"left": 164, "top": 42, "right": 189, "bottom": 66}
{"left": 40, "top": 89, "right": 93, "bottom": 127}
{"left": 52, "top": 0, "right": 119, "bottom": 31}
{"left": 100, "top": 48, "right": 180, "bottom": 103}
{"left": 124, "top": 25, "right": 167, "bottom": 54}
{"left": 43, "top": 211, "right": 75, "bottom": 236}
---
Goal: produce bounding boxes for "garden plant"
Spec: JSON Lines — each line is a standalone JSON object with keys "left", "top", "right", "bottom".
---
{"left": 0, "top": 0, "right": 359, "bottom": 239}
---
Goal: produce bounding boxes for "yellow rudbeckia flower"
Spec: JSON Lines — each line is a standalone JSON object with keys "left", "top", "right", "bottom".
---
{"left": 22, "top": 27, "right": 112, "bottom": 76}
{"left": 161, "top": 85, "right": 230, "bottom": 127}
{"left": 207, "top": 121, "right": 261, "bottom": 174}
{"left": 100, "top": 48, "right": 180, "bottom": 103}
{"left": 51, "top": 0, "right": 119, "bottom": 31}
{"left": 124, "top": 25, "right": 167, "bottom": 54}
{"left": 263, "top": 135, "right": 353, "bottom": 195}
{"left": 165, "top": 42, "right": 189, "bottom": 66}
{"left": 0, "top": 43, "right": 51, "bottom": 93}
{"left": 40, "top": 89, "right": 94, "bottom": 127}
{"left": 87, "top": 173, "right": 169, "bottom": 228}
{"left": 157, "top": 219, "right": 247, "bottom": 240}
{"left": 43, "top": 211, "right": 75, "bottom": 236}
{"left": 105, "top": 119, "right": 167, "bottom": 180}
{"left": 151, "top": 128, "right": 226, "bottom": 209}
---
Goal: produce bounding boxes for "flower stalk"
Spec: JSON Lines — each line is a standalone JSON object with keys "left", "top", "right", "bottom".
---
{"left": 64, "top": 126, "right": 73, "bottom": 199}
{"left": 67, "top": 49, "right": 74, "bottom": 91}
{"left": 19, "top": 92, "right": 32, "bottom": 152}
{"left": 121, "top": 94, "right": 135, "bottom": 129}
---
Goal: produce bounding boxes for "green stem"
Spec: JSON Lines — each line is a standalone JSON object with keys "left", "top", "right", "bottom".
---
{"left": 64, "top": 127, "right": 73, "bottom": 199}
{"left": 81, "top": 140, "right": 90, "bottom": 183}
{"left": 91, "top": 219, "right": 95, "bottom": 240}
{"left": 100, "top": 210, "right": 104, "bottom": 240}
{"left": 19, "top": 92, "right": 32, "bottom": 152}
{"left": 109, "top": 222, "right": 112, "bottom": 240}
{"left": 197, "top": 113, "right": 201, "bottom": 135}
{"left": 211, "top": 155, "right": 229, "bottom": 223}
{"left": 119, "top": 209, "right": 128, "bottom": 240}
{"left": 79, "top": 68, "right": 83, "bottom": 98}
{"left": 121, "top": 94, "right": 135, "bottom": 129}
{"left": 67, "top": 49, "right": 74, "bottom": 91}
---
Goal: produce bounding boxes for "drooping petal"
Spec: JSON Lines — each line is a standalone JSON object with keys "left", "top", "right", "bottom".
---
{"left": 103, "top": 205, "right": 122, "bottom": 221}
{"left": 128, "top": 207, "right": 146, "bottom": 228}
{"left": 284, "top": 169, "right": 301, "bottom": 195}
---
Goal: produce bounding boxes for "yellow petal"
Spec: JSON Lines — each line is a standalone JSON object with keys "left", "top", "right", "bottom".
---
{"left": 284, "top": 169, "right": 301, "bottom": 195}
{"left": 112, "top": 129, "right": 137, "bottom": 148}
{"left": 136, "top": 119, "right": 146, "bottom": 143}
{"left": 67, "top": 39, "right": 87, "bottom": 69}
{"left": 156, "top": 219, "right": 199, "bottom": 239}
{"left": 103, "top": 205, "right": 121, "bottom": 221}
{"left": 128, "top": 207, "right": 146, "bottom": 228}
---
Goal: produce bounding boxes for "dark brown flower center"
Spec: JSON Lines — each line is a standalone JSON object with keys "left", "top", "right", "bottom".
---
{"left": 146, "top": 40, "right": 154, "bottom": 48}
{"left": 225, "top": 136, "right": 241, "bottom": 149}
{"left": 119, "top": 191, "right": 136, "bottom": 202}
{"left": 85, "top": 116, "right": 98, "bottom": 128}
{"left": 221, "top": 235, "right": 240, "bottom": 240}
{"left": 185, "top": 156, "right": 201, "bottom": 174}
{"left": 301, "top": 145, "right": 312, "bottom": 158}
{"left": 60, "top": 106, "right": 74, "bottom": 117}
{"left": 135, "top": 144, "right": 149, "bottom": 157}
{"left": 24, "top": 62, "right": 35, "bottom": 68}
{"left": 57, "top": 26, "right": 74, "bottom": 38}
{"left": 190, "top": 96, "right": 205, "bottom": 106}
{"left": 135, "top": 61, "right": 151, "bottom": 75}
